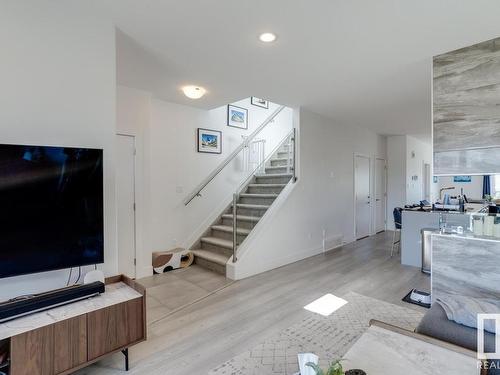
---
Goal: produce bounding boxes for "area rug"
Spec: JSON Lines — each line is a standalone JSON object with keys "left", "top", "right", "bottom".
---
{"left": 209, "top": 292, "right": 424, "bottom": 375}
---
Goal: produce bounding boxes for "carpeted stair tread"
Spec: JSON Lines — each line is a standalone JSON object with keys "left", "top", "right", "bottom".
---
{"left": 211, "top": 225, "right": 251, "bottom": 235}
{"left": 265, "top": 166, "right": 293, "bottom": 171}
{"left": 191, "top": 249, "right": 230, "bottom": 265}
{"left": 200, "top": 236, "right": 233, "bottom": 249}
{"left": 254, "top": 173, "right": 293, "bottom": 178}
{"left": 247, "top": 183, "right": 287, "bottom": 188}
{"left": 239, "top": 193, "right": 278, "bottom": 198}
{"left": 234, "top": 203, "right": 270, "bottom": 210}
{"left": 221, "top": 214, "right": 261, "bottom": 222}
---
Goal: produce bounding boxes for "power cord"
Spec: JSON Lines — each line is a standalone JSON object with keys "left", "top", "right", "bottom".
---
{"left": 74, "top": 266, "right": 82, "bottom": 285}
{"left": 66, "top": 267, "right": 73, "bottom": 286}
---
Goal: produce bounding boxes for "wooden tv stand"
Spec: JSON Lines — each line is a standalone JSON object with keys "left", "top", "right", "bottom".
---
{"left": 0, "top": 275, "right": 146, "bottom": 375}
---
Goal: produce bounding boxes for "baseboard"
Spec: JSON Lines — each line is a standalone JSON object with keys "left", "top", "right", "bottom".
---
{"left": 323, "top": 234, "right": 343, "bottom": 252}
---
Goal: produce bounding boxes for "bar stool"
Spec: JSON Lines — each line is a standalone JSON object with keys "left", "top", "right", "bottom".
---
{"left": 391, "top": 207, "right": 403, "bottom": 257}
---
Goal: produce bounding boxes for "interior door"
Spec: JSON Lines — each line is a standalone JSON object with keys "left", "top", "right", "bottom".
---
{"left": 375, "top": 158, "right": 387, "bottom": 233}
{"left": 355, "top": 155, "right": 371, "bottom": 239}
{"left": 116, "top": 134, "right": 136, "bottom": 278}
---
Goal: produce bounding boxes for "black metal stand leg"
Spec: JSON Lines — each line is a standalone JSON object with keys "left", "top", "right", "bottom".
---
{"left": 121, "top": 348, "right": 129, "bottom": 371}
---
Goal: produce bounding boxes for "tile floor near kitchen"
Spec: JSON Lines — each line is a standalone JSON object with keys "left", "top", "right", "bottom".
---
{"left": 138, "top": 265, "right": 233, "bottom": 324}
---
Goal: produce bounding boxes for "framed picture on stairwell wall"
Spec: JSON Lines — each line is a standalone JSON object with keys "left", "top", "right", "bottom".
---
{"left": 251, "top": 97, "right": 269, "bottom": 109}
{"left": 197, "top": 128, "right": 222, "bottom": 154}
{"left": 227, "top": 104, "right": 248, "bottom": 129}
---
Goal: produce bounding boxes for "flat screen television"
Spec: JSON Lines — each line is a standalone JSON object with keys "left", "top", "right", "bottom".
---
{"left": 0, "top": 144, "right": 104, "bottom": 279}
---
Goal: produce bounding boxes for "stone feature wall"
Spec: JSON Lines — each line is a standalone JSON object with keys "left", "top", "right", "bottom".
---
{"left": 433, "top": 37, "right": 500, "bottom": 175}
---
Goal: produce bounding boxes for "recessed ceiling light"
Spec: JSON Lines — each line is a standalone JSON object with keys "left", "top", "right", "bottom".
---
{"left": 259, "top": 32, "right": 277, "bottom": 43}
{"left": 182, "top": 85, "right": 206, "bottom": 99}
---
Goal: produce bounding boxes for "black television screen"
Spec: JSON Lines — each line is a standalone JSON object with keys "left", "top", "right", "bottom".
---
{"left": 0, "top": 144, "right": 104, "bottom": 279}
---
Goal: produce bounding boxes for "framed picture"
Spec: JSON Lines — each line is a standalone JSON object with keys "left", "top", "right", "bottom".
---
{"left": 227, "top": 105, "right": 248, "bottom": 129}
{"left": 454, "top": 175, "right": 472, "bottom": 183}
{"left": 251, "top": 97, "right": 269, "bottom": 109}
{"left": 197, "top": 128, "right": 222, "bottom": 154}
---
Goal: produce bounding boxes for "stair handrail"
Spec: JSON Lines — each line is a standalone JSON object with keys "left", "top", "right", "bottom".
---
{"left": 183, "top": 105, "right": 286, "bottom": 205}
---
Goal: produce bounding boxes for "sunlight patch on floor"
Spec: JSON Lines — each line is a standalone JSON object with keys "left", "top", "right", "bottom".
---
{"left": 303, "top": 293, "right": 348, "bottom": 316}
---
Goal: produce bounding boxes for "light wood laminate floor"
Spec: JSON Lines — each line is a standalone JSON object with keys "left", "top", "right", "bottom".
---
{"left": 87, "top": 231, "right": 429, "bottom": 374}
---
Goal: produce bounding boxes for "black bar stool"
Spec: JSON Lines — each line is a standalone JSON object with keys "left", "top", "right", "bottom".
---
{"left": 391, "top": 207, "right": 403, "bottom": 256}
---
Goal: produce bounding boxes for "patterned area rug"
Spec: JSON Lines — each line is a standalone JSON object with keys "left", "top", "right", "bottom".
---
{"left": 209, "top": 292, "right": 424, "bottom": 375}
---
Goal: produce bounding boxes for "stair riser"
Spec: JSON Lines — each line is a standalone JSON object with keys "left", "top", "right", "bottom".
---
{"left": 247, "top": 185, "right": 285, "bottom": 194}
{"left": 235, "top": 207, "right": 267, "bottom": 217}
{"left": 211, "top": 229, "right": 248, "bottom": 244}
{"left": 265, "top": 167, "right": 292, "bottom": 175}
{"left": 221, "top": 217, "right": 258, "bottom": 230}
{"left": 200, "top": 241, "right": 233, "bottom": 257}
{"left": 239, "top": 196, "right": 276, "bottom": 205}
{"left": 194, "top": 257, "right": 226, "bottom": 275}
{"left": 270, "top": 159, "right": 292, "bottom": 166}
{"left": 255, "top": 176, "right": 291, "bottom": 184}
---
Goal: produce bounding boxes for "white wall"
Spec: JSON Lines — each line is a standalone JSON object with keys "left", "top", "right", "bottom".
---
{"left": 386, "top": 135, "right": 432, "bottom": 230}
{"left": 228, "top": 108, "right": 387, "bottom": 280}
{"left": 387, "top": 136, "right": 406, "bottom": 230}
{"left": 116, "top": 87, "right": 152, "bottom": 278}
{"left": 0, "top": 2, "right": 116, "bottom": 300}
{"left": 406, "top": 135, "right": 432, "bottom": 204}
{"left": 116, "top": 86, "right": 293, "bottom": 275}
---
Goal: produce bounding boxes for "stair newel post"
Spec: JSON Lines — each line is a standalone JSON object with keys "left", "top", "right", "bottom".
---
{"left": 232, "top": 192, "right": 238, "bottom": 262}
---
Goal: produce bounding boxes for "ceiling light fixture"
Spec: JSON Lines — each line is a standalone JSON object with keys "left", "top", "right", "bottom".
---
{"left": 259, "top": 32, "right": 277, "bottom": 43}
{"left": 182, "top": 85, "right": 206, "bottom": 99}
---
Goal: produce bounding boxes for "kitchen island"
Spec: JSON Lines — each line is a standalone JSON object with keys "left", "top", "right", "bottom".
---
{"left": 400, "top": 206, "right": 484, "bottom": 268}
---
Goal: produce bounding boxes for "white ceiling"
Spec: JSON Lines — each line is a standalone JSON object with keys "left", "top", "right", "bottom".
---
{"left": 100, "top": 0, "right": 500, "bottom": 137}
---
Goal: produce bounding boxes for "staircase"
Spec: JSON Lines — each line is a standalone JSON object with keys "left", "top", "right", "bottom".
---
{"left": 190, "top": 140, "right": 294, "bottom": 275}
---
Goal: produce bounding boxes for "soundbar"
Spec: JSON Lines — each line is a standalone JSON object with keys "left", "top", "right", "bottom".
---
{"left": 0, "top": 281, "right": 105, "bottom": 323}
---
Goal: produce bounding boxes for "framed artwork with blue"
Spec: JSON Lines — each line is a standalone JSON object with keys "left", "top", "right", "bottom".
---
{"left": 227, "top": 104, "right": 248, "bottom": 129}
{"left": 197, "top": 128, "right": 222, "bottom": 154}
{"left": 454, "top": 175, "right": 472, "bottom": 182}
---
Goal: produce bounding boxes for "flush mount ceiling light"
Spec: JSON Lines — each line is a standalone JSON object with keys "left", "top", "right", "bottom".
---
{"left": 182, "top": 85, "right": 206, "bottom": 99}
{"left": 259, "top": 32, "right": 277, "bottom": 43}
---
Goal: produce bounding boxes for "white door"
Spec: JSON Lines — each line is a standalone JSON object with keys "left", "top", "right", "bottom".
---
{"left": 116, "top": 134, "right": 136, "bottom": 278}
{"left": 355, "top": 155, "right": 371, "bottom": 239}
{"left": 375, "top": 158, "right": 387, "bottom": 233}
